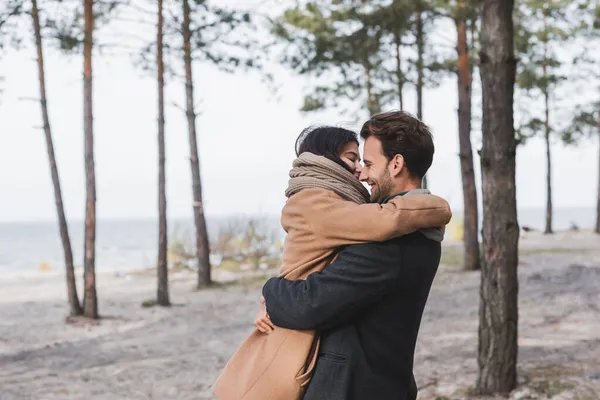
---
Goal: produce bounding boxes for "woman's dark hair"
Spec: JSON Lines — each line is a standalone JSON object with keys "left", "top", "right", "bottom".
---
{"left": 295, "top": 126, "right": 359, "bottom": 173}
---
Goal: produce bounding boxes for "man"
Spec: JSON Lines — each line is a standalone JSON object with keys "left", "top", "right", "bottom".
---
{"left": 261, "top": 111, "right": 446, "bottom": 400}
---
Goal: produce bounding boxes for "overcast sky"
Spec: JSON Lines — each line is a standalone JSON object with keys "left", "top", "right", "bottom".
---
{"left": 0, "top": 0, "right": 597, "bottom": 223}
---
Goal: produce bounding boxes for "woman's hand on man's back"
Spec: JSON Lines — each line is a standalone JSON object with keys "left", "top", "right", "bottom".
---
{"left": 255, "top": 296, "right": 275, "bottom": 334}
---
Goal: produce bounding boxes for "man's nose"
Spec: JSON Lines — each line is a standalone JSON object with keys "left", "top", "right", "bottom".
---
{"left": 359, "top": 168, "right": 368, "bottom": 182}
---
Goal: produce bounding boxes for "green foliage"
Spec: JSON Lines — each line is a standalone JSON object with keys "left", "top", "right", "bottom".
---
{"left": 431, "top": 0, "right": 478, "bottom": 23}
{"left": 0, "top": 0, "right": 123, "bottom": 54}
{"left": 271, "top": 1, "right": 386, "bottom": 115}
{"left": 141, "top": 299, "right": 158, "bottom": 308}
{"left": 0, "top": 0, "right": 25, "bottom": 50}
{"left": 407, "top": 0, "right": 481, "bottom": 104}
{"left": 212, "top": 217, "right": 282, "bottom": 271}
{"left": 169, "top": 218, "right": 283, "bottom": 272}
{"left": 514, "top": 0, "right": 580, "bottom": 143}
{"left": 562, "top": 104, "right": 599, "bottom": 145}
{"left": 135, "top": 0, "right": 262, "bottom": 78}
{"left": 273, "top": 3, "right": 379, "bottom": 73}
{"left": 301, "top": 94, "right": 326, "bottom": 112}
{"left": 271, "top": 0, "right": 447, "bottom": 117}
{"left": 40, "top": 0, "right": 123, "bottom": 53}
{"left": 516, "top": 117, "right": 546, "bottom": 144}
{"left": 560, "top": 0, "right": 600, "bottom": 146}
{"left": 530, "top": 379, "right": 575, "bottom": 397}
{"left": 168, "top": 229, "right": 197, "bottom": 270}
{"left": 515, "top": 0, "right": 572, "bottom": 95}
{"left": 186, "top": 4, "right": 257, "bottom": 72}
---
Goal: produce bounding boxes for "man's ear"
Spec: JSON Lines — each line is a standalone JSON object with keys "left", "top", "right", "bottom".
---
{"left": 389, "top": 154, "right": 405, "bottom": 178}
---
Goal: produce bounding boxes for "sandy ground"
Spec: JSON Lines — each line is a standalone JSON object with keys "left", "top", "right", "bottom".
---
{"left": 1, "top": 231, "right": 599, "bottom": 400}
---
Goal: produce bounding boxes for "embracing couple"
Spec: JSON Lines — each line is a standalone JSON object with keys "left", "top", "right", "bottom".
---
{"left": 213, "top": 111, "right": 452, "bottom": 400}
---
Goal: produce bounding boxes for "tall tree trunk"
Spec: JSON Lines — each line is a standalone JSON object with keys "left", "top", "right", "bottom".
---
{"left": 82, "top": 0, "right": 98, "bottom": 319}
{"left": 477, "top": 0, "right": 519, "bottom": 395}
{"left": 595, "top": 110, "right": 600, "bottom": 234}
{"left": 416, "top": 12, "right": 424, "bottom": 121}
{"left": 543, "top": 89, "right": 553, "bottom": 234}
{"left": 183, "top": 0, "right": 211, "bottom": 288}
{"left": 541, "top": 20, "right": 553, "bottom": 235}
{"left": 469, "top": 10, "right": 478, "bottom": 49}
{"left": 365, "top": 64, "right": 380, "bottom": 116}
{"left": 156, "top": 0, "right": 169, "bottom": 306}
{"left": 365, "top": 65, "right": 373, "bottom": 116}
{"left": 32, "top": 0, "right": 82, "bottom": 316}
{"left": 366, "top": 65, "right": 373, "bottom": 115}
{"left": 456, "top": 2, "right": 480, "bottom": 271}
{"left": 416, "top": 8, "right": 427, "bottom": 189}
{"left": 393, "top": 30, "right": 404, "bottom": 110}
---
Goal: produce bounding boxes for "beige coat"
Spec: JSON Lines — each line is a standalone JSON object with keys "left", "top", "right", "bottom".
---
{"left": 212, "top": 188, "right": 452, "bottom": 400}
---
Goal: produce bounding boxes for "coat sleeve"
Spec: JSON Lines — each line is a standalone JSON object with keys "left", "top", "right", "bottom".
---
{"left": 262, "top": 240, "right": 402, "bottom": 331}
{"left": 300, "top": 189, "right": 451, "bottom": 247}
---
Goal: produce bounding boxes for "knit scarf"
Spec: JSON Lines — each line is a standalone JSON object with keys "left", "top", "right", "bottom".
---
{"left": 285, "top": 152, "right": 370, "bottom": 204}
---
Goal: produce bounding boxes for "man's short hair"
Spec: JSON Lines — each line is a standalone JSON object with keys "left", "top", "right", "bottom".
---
{"left": 360, "top": 111, "right": 434, "bottom": 179}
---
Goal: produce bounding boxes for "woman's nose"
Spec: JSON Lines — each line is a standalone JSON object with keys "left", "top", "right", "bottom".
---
{"left": 355, "top": 163, "right": 363, "bottom": 177}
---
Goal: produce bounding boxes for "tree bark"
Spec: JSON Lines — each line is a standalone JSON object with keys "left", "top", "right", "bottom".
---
{"left": 364, "top": 64, "right": 381, "bottom": 116}
{"left": 543, "top": 88, "right": 553, "bottom": 234}
{"left": 595, "top": 110, "right": 600, "bottom": 234}
{"left": 541, "top": 20, "right": 553, "bottom": 235}
{"left": 456, "top": 1, "right": 480, "bottom": 271}
{"left": 365, "top": 65, "right": 377, "bottom": 116}
{"left": 393, "top": 30, "right": 404, "bottom": 111}
{"left": 416, "top": 12, "right": 424, "bottom": 121}
{"left": 82, "top": 0, "right": 98, "bottom": 319}
{"left": 366, "top": 65, "right": 373, "bottom": 115}
{"left": 476, "top": 0, "right": 519, "bottom": 395}
{"left": 183, "top": 0, "right": 211, "bottom": 288}
{"left": 156, "top": 0, "right": 170, "bottom": 306}
{"left": 32, "top": 0, "right": 82, "bottom": 316}
{"left": 416, "top": 8, "right": 427, "bottom": 189}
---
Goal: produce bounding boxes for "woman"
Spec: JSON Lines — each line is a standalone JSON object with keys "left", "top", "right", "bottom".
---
{"left": 213, "top": 126, "right": 451, "bottom": 400}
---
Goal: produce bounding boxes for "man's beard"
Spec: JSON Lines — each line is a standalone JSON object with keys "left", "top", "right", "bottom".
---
{"left": 370, "top": 170, "right": 394, "bottom": 203}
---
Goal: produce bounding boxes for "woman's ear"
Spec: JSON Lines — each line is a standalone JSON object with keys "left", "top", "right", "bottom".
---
{"left": 389, "top": 154, "right": 405, "bottom": 178}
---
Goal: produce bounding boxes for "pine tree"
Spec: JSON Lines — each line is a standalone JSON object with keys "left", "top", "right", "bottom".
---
{"left": 31, "top": 0, "right": 83, "bottom": 316}
{"left": 515, "top": 0, "right": 574, "bottom": 234}
{"left": 272, "top": 2, "right": 388, "bottom": 117}
{"left": 562, "top": 0, "right": 600, "bottom": 234}
{"left": 436, "top": 0, "right": 480, "bottom": 270}
{"left": 477, "top": 0, "right": 519, "bottom": 394}
{"left": 156, "top": 0, "right": 169, "bottom": 306}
